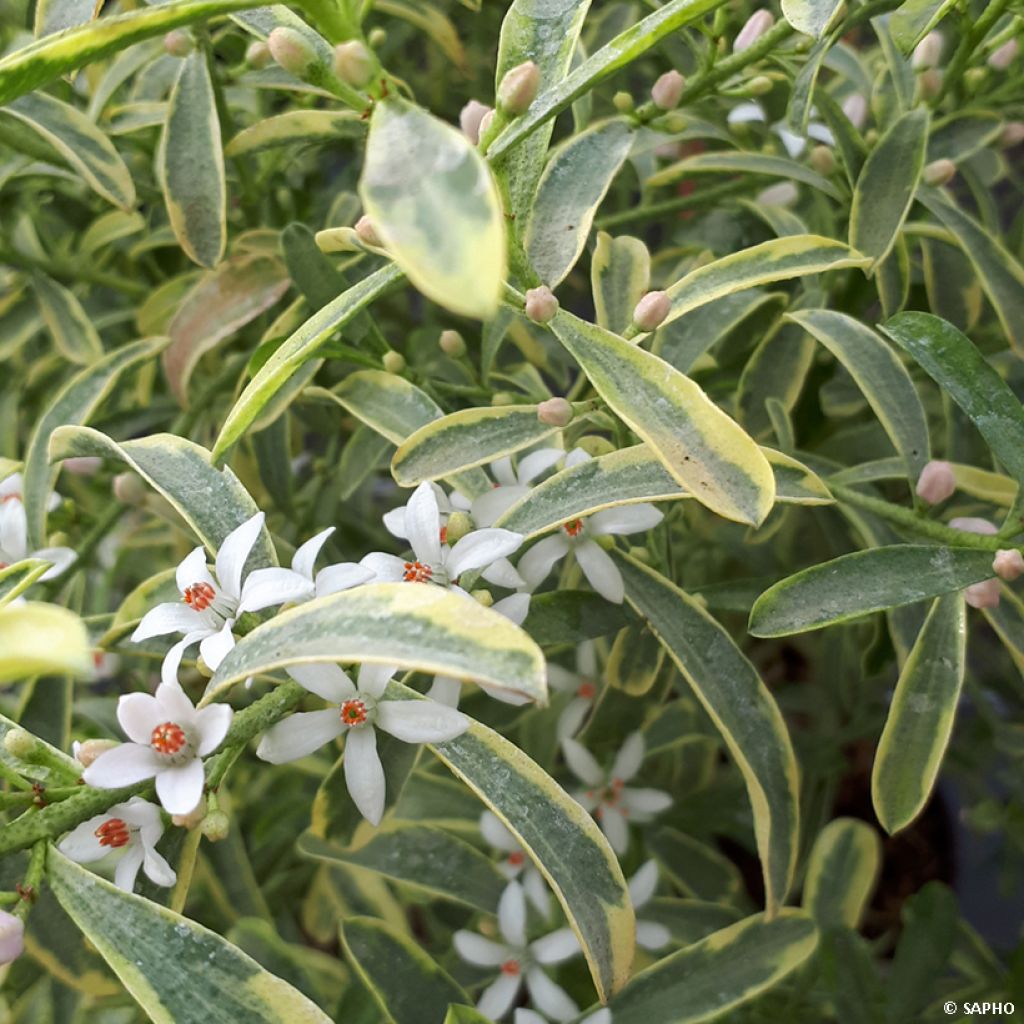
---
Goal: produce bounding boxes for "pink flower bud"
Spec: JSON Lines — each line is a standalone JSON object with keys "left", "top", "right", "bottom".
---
{"left": 1001, "top": 121, "right": 1024, "bottom": 147}
{"left": 73, "top": 738, "right": 119, "bottom": 768}
{"left": 950, "top": 516, "right": 998, "bottom": 535}
{"left": 988, "top": 38, "right": 1019, "bottom": 71}
{"left": 993, "top": 549, "right": 1024, "bottom": 581}
{"left": 355, "top": 214, "right": 382, "bottom": 248}
{"left": 267, "top": 27, "right": 317, "bottom": 78}
{"left": 0, "top": 911, "right": 24, "bottom": 967}
{"left": 964, "top": 579, "right": 1001, "bottom": 609}
{"left": 912, "top": 31, "right": 943, "bottom": 70}
{"left": 439, "top": 329, "right": 466, "bottom": 357}
{"left": 478, "top": 109, "right": 496, "bottom": 141}
{"left": 651, "top": 70, "right": 685, "bottom": 110}
{"left": 460, "top": 100, "right": 492, "bottom": 144}
{"left": 537, "top": 397, "right": 573, "bottom": 427}
{"left": 918, "top": 67, "right": 942, "bottom": 99}
{"left": 498, "top": 61, "right": 540, "bottom": 116}
{"left": 734, "top": 10, "right": 774, "bottom": 53}
{"left": 632, "top": 290, "right": 671, "bottom": 332}
{"left": 841, "top": 93, "right": 868, "bottom": 130}
{"left": 915, "top": 460, "right": 956, "bottom": 504}
{"left": 162, "top": 29, "right": 193, "bottom": 58}
{"left": 113, "top": 471, "right": 146, "bottom": 506}
{"left": 923, "top": 158, "right": 956, "bottom": 186}
{"left": 524, "top": 285, "right": 559, "bottom": 324}
{"left": 333, "top": 40, "right": 374, "bottom": 87}
{"left": 63, "top": 456, "right": 102, "bottom": 476}
{"left": 245, "top": 41, "right": 272, "bottom": 69}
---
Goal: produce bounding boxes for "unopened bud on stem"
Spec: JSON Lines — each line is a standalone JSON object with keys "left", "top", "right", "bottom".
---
{"left": 993, "top": 549, "right": 1024, "bottom": 582}
{"left": 245, "top": 41, "right": 272, "bottom": 69}
{"left": 632, "top": 291, "right": 671, "bottom": 332}
{"left": 460, "top": 100, "right": 492, "bottom": 145}
{"left": 73, "top": 739, "right": 118, "bottom": 768}
{"left": 651, "top": 70, "right": 685, "bottom": 110}
{"left": 268, "top": 26, "right": 317, "bottom": 78}
{"left": 733, "top": 10, "right": 774, "bottom": 53}
{"left": 354, "top": 214, "right": 381, "bottom": 248}
{"left": 113, "top": 472, "right": 146, "bottom": 506}
{"left": 988, "top": 37, "right": 1019, "bottom": 71}
{"left": 382, "top": 351, "right": 405, "bottom": 374}
{"left": 524, "top": 285, "right": 559, "bottom": 324}
{"left": 915, "top": 460, "right": 956, "bottom": 504}
{"left": 923, "top": 158, "right": 956, "bottom": 186}
{"left": 537, "top": 397, "right": 573, "bottom": 427}
{"left": 201, "top": 808, "right": 230, "bottom": 841}
{"left": 439, "top": 329, "right": 466, "bottom": 357}
{"left": 333, "top": 40, "right": 374, "bottom": 87}
{"left": 498, "top": 61, "right": 540, "bottom": 116}
{"left": 163, "top": 30, "right": 193, "bottom": 57}
{"left": 912, "top": 31, "right": 942, "bottom": 69}
{"left": 1001, "top": 121, "right": 1024, "bottom": 147}
{"left": 809, "top": 145, "right": 834, "bottom": 175}
{"left": 4, "top": 729, "right": 36, "bottom": 760}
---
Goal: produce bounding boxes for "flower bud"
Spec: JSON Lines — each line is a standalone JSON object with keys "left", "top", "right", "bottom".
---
{"left": 0, "top": 911, "right": 24, "bottom": 967}
{"left": 497, "top": 61, "right": 540, "bottom": 116}
{"left": 651, "top": 70, "right": 685, "bottom": 110}
{"left": 492, "top": 391, "right": 515, "bottom": 406}
{"left": 660, "top": 113, "right": 687, "bottom": 134}
{"left": 841, "top": 93, "right": 868, "bottom": 130}
{"left": 950, "top": 517, "right": 997, "bottom": 536}
{"left": 4, "top": 729, "right": 37, "bottom": 760}
{"left": 524, "top": 285, "right": 559, "bottom": 324}
{"left": 470, "top": 588, "right": 494, "bottom": 608}
{"left": 993, "top": 549, "right": 1024, "bottom": 582}
{"left": 72, "top": 738, "right": 118, "bottom": 768}
{"left": 446, "top": 510, "right": 473, "bottom": 544}
{"left": 964, "top": 66, "right": 987, "bottom": 93}
{"left": 923, "top": 158, "right": 956, "bottom": 186}
{"left": 245, "top": 41, "right": 272, "bottom": 69}
{"left": 439, "top": 329, "right": 466, "bottom": 357}
{"left": 172, "top": 796, "right": 208, "bottom": 829}
{"left": 460, "top": 100, "right": 491, "bottom": 145}
{"left": 200, "top": 808, "right": 230, "bottom": 841}
{"left": 478, "top": 109, "right": 496, "bottom": 142}
{"left": 912, "top": 31, "right": 942, "bottom": 69}
{"left": 113, "top": 471, "right": 146, "bottom": 506}
{"left": 988, "top": 37, "right": 1019, "bottom": 71}
{"left": 333, "top": 40, "right": 374, "bottom": 87}
{"left": 382, "top": 351, "right": 405, "bottom": 374}
{"left": 964, "top": 579, "right": 1001, "bottom": 610}
{"left": 537, "top": 397, "right": 573, "bottom": 427}
{"left": 734, "top": 10, "right": 774, "bottom": 53}
{"left": 368, "top": 27, "right": 386, "bottom": 47}
{"left": 354, "top": 214, "right": 382, "bottom": 248}
{"left": 1001, "top": 121, "right": 1024, "bottom": 147}
{"left": 809, "top": 145, "right": 834, "bottom": 175}
{"left": 628, "top": 546, "right": 652, "bottom": 564}
{"left": 915, "top": 460, "right": 956, "bottom": 504}
{"left": 918, "top": 67, "right": 942, "bottom": 99}
{"left": 632, "top": 290, "right": 671, "bottom": 332}
{"left": 163, "top": 29, "right": 193, "bottom": 57}
{"left": 613, "top": 91, "right": 634, "bottom": 113}
{"left": 864, "top": 128, "right": 879, "bottom": 147}
{"left": 745, "top": 74, "right": 773, "bottom": 96}
{"left": 63, "top": 456, "right": 101, "bottom": 476}
{"left": 757, "top": 182, "right": 798, "bottom": 207}
{"left": 268, "top": 26, "right": 317, "bottom": 78}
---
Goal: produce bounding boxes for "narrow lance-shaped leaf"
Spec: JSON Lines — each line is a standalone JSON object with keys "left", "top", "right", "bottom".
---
{"left": 360, "top": 98, "right": 505, "bottom": 320}
{"left": 47, "top": 849, "right": 332, "bottom": 1024}
{"left": 802, "top": 818, "right": 881, "bottom": 929}
{"left": 524, "top": 119, "right": 634, "bottom": 287}
{"left": 0, "top": 560, "right": 51, "bottom": 606}
{"left": 889, "top": 0, "right": 958, "bottom": 51}
{"left": 872, "top": 593, "right": 966, "bottom": 834}
{"left": 204, "top": 582, "right": 547, "bottom": 705}
{"left": 592, "top": 232, "right": 650, "bottom": 335}
{"left": 647, "top": 151, "right": 841, "bottom": 200}
{"left": 614, "top": 554, "right": 801, "bottom": 915}
{"left": 3, "top": 91, "right": 135, "bottom": 209}
{"left": 162, "top": 50, "right": 225, "bottom": 268}
{"left": 548, "top": 310, "right": 776, "bottom": 526}
{"left": 749, "top": 545, "right": 994, "bottom": 637}
{"left": 849, "top": 108, "right": 928, "bottom": 268}
{"left": 225, "top": 109, "right": 364, "bottom": 156}
{"left": 32, "top": 272, "right": 103, "bottom": 365}
{"left": 781, "top": 0, "right": 843, "bottom": 38}
{"left": 23, "top": 335, "right": 170, "bottom": 550}
{"left": 34, "top": 0, "right": 101, "bottom": 37}
{"left": 788, "top": 309, "right": 929, "bottom": 484}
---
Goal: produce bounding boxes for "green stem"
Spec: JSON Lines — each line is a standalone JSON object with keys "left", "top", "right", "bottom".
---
{"left": 13, "top": 842, "right": 46, "bottom": 921}
{"left": 0, "top": 247, "right": 147, "bottom": 296}
{"left": 935, "top": 0, "right": 1011, "bottom": 103}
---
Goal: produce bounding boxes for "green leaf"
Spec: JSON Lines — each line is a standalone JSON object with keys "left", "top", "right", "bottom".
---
{"left": 639, "top": 898, "right": 743, "bottom": 946}
{"left": 297, "top": 823, "right": 506, "bottom": 913}
{"left": 428, "top": 696, "right": 634, "bottom": 1001}
{"left": 32, "top": 272, "right": 103, "bottom": 365}
{"left": 802, "top": 818, "right": 881, "bottom": 929}
{"left": 23, "top": 335, "right": 169, "bottom": 550}
{"left": 34, "top": 0, "right": 101, "bottom": 37}
{"left": 525, "top": 119, "right": 633, "bottom": 287}
{"left": 0, "top": 0, "right": 258, "bottom": 105}
{"left": 47, "top": 849, "right": 331, "bottom": 1024}
{"left": 487, "top": 0, "right": 722, "bottom": 161}
{"left": 48, "top": 427, "right": 276, "bottom": 566}
{"left": 443, "top": 1008, "right": 493, "bottom": 1024}
{"left": 225, "top": 109, "right": 364, "bottom": 156}
{"left": 204, "top": 582, "right": 546, "bottom": 704}
{"left": 849, "top": 108, "right": 928, "bottom": 269}
{"left": 212, "top": 264, "right": 403, "bottom": 461}
{"left": 0, "top": 602, "right": 91, "bottom": 683}
{"left": 3, "top": 91, "right": 134, "bottom": 209}
{"left": 889, "top": 0, "right": 957, "bottom": 51}
{"left": 340, "top": 917, "right": 467, "bottom": 1024}
{"left": 615, "top": 555, "right": 800, "bottom": 915}
{"left": 927, "top": 111, "right": 1003, "bottom": 165}
{"left": 606, "top": 910, "right": 819, "bottom": 1024}
{"left": 161, "top": 50, "right": 225, "bottom": 268}
{"left": 749, "top": 545, "right": 995, "bottom": 637}
{"left": 648, "top": 828, "right": 746, "bottom": 905}
{"left": 164, "top": 254, "right": 290, "bottom": 405}
{"left": 521, "top": 590, "right": 631, "bottom": 645}
{"left": 0, "top": 560, "right": 51, "bottom": 606}
{"left": 788, "top": 310, "right": 929, "bottom": 484}
{"left": 781, "top": 0, "right": 843, "bottom": 38}
{"left": 648, "top": 151, "right": 841, "bottom": 200}
{"left": 655, "top": 236, "right": 870, "bottom": 333}
{"left": 592, "top": 232, "right": 650, "bottom": 335}
{"left": 916, "top": 188, "right": 1024, "bottom": 354}
{"left": 871, "top": 593, "right": 966, "bottom": 834}
{"left": 360, "top": 98, "right": 504, "bottom": 320}
{"left": 391, "top": 404, "right": 561, "bottom": 486}
{"left": 548, "top": 311, "right": 776, "bottom": 526}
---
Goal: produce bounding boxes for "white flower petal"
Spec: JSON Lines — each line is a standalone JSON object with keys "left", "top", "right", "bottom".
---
{"left": 478, "top": 682, "right": 533, "bottom": 706}
{"left": 478, "top": 973, "right": 521, "bottom": 1021}
{"left": 480, "top": 810, "right": 516, "bottom": 852}
{"left": 316, "top": 562, "right": 374, "bottom": 596}
{"left": 427, "top": 676, "right": 461, "bottom": 707}
{"left": 175, "top": 546, "right": 214, "bottom": 595}
{"left": 584, "top": 1009, "right": 612, "bottom": 1024}
{"left": 83, "top": 743, "right": 161, "bottom": 788}
{"left": 199, "top": 621, "right": 236, "bottom": 672}
{"left": 360, "top": 552, "right": 408, "bottom": 582}
{"left": 0, "top": 473, "right": 22, "bottom": 500}
{"left": 481, "top": 557, "right": 525, "bottom": 589}
{"left": 525, "top": 966, "right": 578, "bottom": 1022}
{"left": 575, "top": 540, "right": 624, "bottom": 603}
{"left": 622, "top": 787, "right": 673, "bottom": 817}
{"left": 517, "top": 447, "right": 565, "bottom": 484}
{"left": 492, "top": 592, "right": 530, "bottom": 625}
{"left": 556, "top": 697, "right": 590, "bottom": 740}
{"left": 57, "top": 814, "right": 112, "bottom": 863}
{"left": 132, "top": 602, "right": 207, "bottom": 642}
{"left": 514, "top": 1010, "right": 547, "bottom": 1024}
{"left": 195, "top": 703, "right": 233, "bottom": 756}
{"left": 491, "top": 456, "right": 517, "bottom": 487}
{"left": 564, "top": 446, "right": 591, "bottom": 468}
{"left": 517, "top": 534, "right": 569, "bottom": 590}
{"left": 119, "top": 797, "right": 163, "bottom": 830}
{"left": 454, "top": 930, "right": 511, "bottom": 967}
{"left": 35, "top": 546, "right": 76, "bottom": 580}
{"left": 344, "top": 726, "right": 386, "bottom": 825}
{"left": 636, "top": 920, "right": 672, "bottom": 950}
{"left": 142, "top": 845, "right": 177, "bottom": 888}
{"left": 237, "top": 567, "right": 314, "bottom": 614}
{"left": 628, "top": 859, "right": 659, "bottom": 907}
{"left": 116, "top": 692, "right": 165, "bottom": 744}
{"left": 498, "top": 880, "right": 527, "bottom": 948}
{"left": 612, "top": 731, "right": 645, "bottom": 782}
{"left": 287, "top": 663, "right": 356, "bottom": 703}
{"left": 405, "top": 482, "right": 443, "bottom": 566}
{"left": 530, "top": 928, "right": 579, "bottom": 965}
{"left": 589, "top": 503, "right": 664, "bottom": 536}
{"left": 160, "top": 629, "right": 212, "bottom": 687}
{"left": 561, "top": 738, "right": 604, "bottom": 788}
{"left": 113, "top": 845, "right": 145, "bottom": 892}
{"left": 471, "top": 485, "right": 529, "bottom": 527}
{"left": 523, "top": 868, "right": 551, "bottom": 917}
{"left": 546, "top": 665, "right": 577, "bottom": 694}
{"left": 256, "top": 709, "right": 344, "bottom": 764}
{"left": 154, "top": 758, "right": 205, "bottom": 816}
{"left": 376, "top": 700, "right": 468, "bottom": 744}
{"left": 382, "top": 506, "right": 408, "bottom": 539}
{"left": 728, "top": 101, "right": 765, "bottom": 124}
{"left": 155, "top": 680, "right": 197, "bottom": 724}
{"left": 292, "top": 526, "right": 334, "bottom": 578}
{"left": 578, "top": 640, "right": 597, "bottom": 677}
{"left": 215, "top": 512, "right": 265, "bottom": 600}
{"left": 358, "top": 663, "right": 398, "bottom": 700}
{"left": 447, "top": 529, "right": 524, "bottom": 578}
{"left": 601, "top": 805, "right": 630, "bottom": 855}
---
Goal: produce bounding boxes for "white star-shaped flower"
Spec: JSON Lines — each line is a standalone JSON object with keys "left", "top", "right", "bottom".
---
{"left": 514, "top": 1009, "right": 611, "bottom": 1024}
{"left": 256, "top": 663, "right": 468, "bottom": 825}
{"left": 628, "top": 859, "right": 672, "bottom": 951}
{"left": 455, "top": 881, "right": 581, "bottom": 1022}
{"left": 562, "top": 732, "right": 671, "bottom": 855}
{"left": 470, "top": 448, "right": 566, "bottom": 527}
{"left": 131, "top": 512, "right": 313, "bottom": 683}
{"left": 548, "top": 641, "right": 599, "bottom": 739}
{"left": 478, "top": 810, "right": 550, "bottom": 916}
{"left": 57, "top": 796, "right": 176, "bottom": 892}
{"left": 82, "top": 681, "right": 233, "bottom": 816}
{"left": 287, "top": 525, "right": 373, "bottom": 597}
{"left": 0, "top": 473, "right": 75, "bottom": 580}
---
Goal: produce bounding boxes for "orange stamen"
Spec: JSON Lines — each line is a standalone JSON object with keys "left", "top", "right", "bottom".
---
{"left": 151, "top": 722, "right": 187, "bottom": 755}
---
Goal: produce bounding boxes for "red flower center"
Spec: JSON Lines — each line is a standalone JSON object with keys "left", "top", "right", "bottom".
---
{"left": 340, "top": 699, "right": 368, "bottom": 727}
{"left": 563, "top": 519, "right": 584, "bottom": 537}
{"left": 507, "top": 850, "right": 525, "bottom": 867}
{"left": 501, "top": 959, "right": 521, "bottom": 976}
{"left": 95, "top": 818, "right": 131, "bottom": 848}
{"left": 439, "top": 526, "right": 448, "bottom": 544}
{"left": 183, "top": 581, "right": 216, "bottom": 610}
{"left": 578, "top": 681, "right": 596, "bottom": 699}
{"left": 402, "top": 560, "right": 433, "bottom": 583}
{"left": 151, "top": 721, "right": 188, "bottom": 755}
